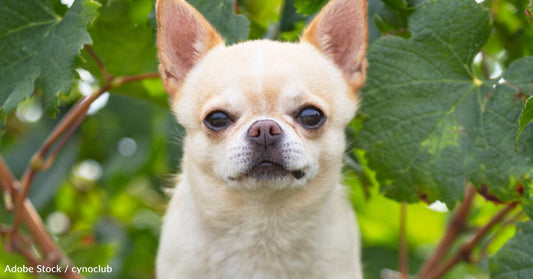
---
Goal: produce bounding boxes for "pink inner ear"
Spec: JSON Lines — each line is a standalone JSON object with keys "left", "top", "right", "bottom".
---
{"left": 302, "top": 0, "right": 368, "bottom": 88}
{"left": 160, "top": 4, "right": 203, "bottom": 85}
{"left": 323, "top": 8, "right": 366, "bottom": 75}
{"left": 156, "top": 0, "right": 223, "bottom": 95}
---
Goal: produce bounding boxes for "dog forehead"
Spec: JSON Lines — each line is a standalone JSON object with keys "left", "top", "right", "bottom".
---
{"left": 205, "top": 40, "right": 324, "bottom": 73}
{"left": 182, "top": 40, "right": 346, "bottom": 109}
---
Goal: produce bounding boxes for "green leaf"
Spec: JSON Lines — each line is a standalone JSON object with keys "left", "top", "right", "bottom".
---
{"left": 242, "top": 0, "right": 282, "bottom": 39}
{"left": 503, "top": 56, "right": 533, "bottom": 93}
{"left": 357, "top": 0, "right": 533, "bottom": 206}
{"left": 80, "top": 0, "right": 167, "bottom": 107}
{"left": 490, "top": 221, "right": 533, "bottom": 279}
{"left": 188, "top": 0, "right": 250, "bottom": 44}
{"left": 367, "top": 0, "right": 386, "bottom": 43}
{"left": 85, "top": 0, "right": 155, "bottom": 77}
{"left": 382, "top": 0, "right": 409, "bottom": 11}
{"left": 372, "top": 0, "right": 411, "bottom": 39}
{"left": 522, "top": 182, "right": 533, "bottom": 220}
{"left": 517, "top": 96, "right": 533, "bottom": 145}
{"left": 0, "top": 0, "right": 100, "bottom": 120}
{"left": 293, "top": 0, "right": 327, "bottom": 15}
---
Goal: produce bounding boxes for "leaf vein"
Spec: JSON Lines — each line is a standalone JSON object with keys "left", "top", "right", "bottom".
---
{"left": 366, "top": 80, "right": 472, "bottom": 94}
{"left": 399, "top": 85, "right": 476, "bottom": 175}
{"left": 0, "top": 19, "right": 57, "bottom": 39}
{"left": 424, "top": 27, "right": 473, "bottom": 78}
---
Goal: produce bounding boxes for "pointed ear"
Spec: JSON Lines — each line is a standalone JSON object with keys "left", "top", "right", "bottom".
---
{"left": 156, "top": 0, "right": 224, "bottom": 96}
{"left": 302, "top": 0, "right": 368, "bottom": 91}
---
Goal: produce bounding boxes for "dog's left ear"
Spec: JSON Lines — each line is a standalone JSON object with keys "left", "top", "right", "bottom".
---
{"left": 302, "top": 0, "right": 368, "bottom": 91}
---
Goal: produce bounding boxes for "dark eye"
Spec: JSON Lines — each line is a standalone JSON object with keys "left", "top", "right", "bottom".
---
{"left": 204, "top": 111, "right": 233, "bottom": 131}
{"left": 296, "top": 107, "right": 325, "bottom": 129}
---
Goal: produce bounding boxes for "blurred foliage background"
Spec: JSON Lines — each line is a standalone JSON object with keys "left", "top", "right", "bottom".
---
{"left": 0, "top": 0, "right": 532, "bottom": 278}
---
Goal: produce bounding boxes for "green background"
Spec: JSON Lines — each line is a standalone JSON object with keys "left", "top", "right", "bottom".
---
{"left": 1, "top": 0, "right": 532, "bottom": 278}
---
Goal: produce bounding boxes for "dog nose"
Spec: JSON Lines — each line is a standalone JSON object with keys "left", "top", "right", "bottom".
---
{"left": 247, "top": 120, "right": 282, "bottom": 147}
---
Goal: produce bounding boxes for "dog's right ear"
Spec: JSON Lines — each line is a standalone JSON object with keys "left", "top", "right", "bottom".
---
{"left": 156, "top": 0, "right": 223, "bottom": 96}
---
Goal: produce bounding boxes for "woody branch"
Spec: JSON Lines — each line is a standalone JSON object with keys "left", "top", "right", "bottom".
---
{"left": 418, "top": 184, "right": 520, "bottom": 279}
{"left": 0, "top": 44, "right": 159, "bottom": 278}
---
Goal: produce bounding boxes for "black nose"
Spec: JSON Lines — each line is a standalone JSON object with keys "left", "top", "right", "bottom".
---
{"left": 247, "top": 120, "right": 282, "bottom": 147}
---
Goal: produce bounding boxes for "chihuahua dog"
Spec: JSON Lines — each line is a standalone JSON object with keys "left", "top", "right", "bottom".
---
{"left": 155, "top": 0, "right": 367, "bottom": 278}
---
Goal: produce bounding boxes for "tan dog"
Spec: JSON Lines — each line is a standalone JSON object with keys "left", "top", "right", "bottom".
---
{"left": 155, "top": 0, "right": 367, "bottom": 278}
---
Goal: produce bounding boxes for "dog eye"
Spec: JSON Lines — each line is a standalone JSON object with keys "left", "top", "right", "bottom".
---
{"left": 296, "top": 107, "right": 325, "bottom": 129}
{"left": 204, "top": 111, "right": 233, "bottom": 131}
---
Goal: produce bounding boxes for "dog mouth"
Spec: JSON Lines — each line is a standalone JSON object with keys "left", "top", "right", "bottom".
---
{"left": 241, "top": 160, "right": 306, "bottom": 180}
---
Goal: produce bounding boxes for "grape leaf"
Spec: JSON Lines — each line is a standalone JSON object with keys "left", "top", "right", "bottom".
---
{"left": 293, "top": 0, "right": 327, "bottom": 15}
{"left": 357, "top": 0, "right": 533, "bottom": 206}
{"left": 85, "top": 0, "right": 156, "bottom": 77}
{"left": 243, "top": 0, "right": 282, "bottom": 29}
{"left": 381, "top": 0, "right": 408, "bottom": 11}
{"left": 0, "top": 0, "right": 100, "bottom": 120}
{"left": 80, "top": 0, "right": 250, "bottom": 106}
{"left": 517, "top": 96, "right": 533, "bottom": 146}
{"left": 80, "top": 0, "right": 167, "bottom": 107}
{"left": 523, "top": 183, "right": 533, "bottom": 220}
{"left": 372, "top": 0, "right": 411, "bottom": 40}
{"left": 505, "top": 57, "right": 533, "bottom": 93}
{"left": 490, "top": 221, "right": 533, "bottom": 279}
{"left": 188, "top": 0, "right": 250, "bottom": 44}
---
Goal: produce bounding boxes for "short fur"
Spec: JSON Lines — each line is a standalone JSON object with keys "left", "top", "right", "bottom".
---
{"left": 156, "top": 0, "right": 368, "bottom": 278}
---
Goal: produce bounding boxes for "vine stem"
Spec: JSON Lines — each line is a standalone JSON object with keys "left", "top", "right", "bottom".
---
{"left": 0, "top": 157, "right": 17, "bottom": 193}
{"left": 233, "top": 0, "right": 239, "bottom": 14}
{"left": 423, "top": 202, "right": 518, "bottom": 279}
{"left": 11, "top": 85, "right": 110, "bottom": 234}
{"left": 84, "top": 45, "right": 112, "bottom": 81}
{"left": 418, "top": 185, "right": 476, "bottom": 277}
{"left": 11, "top": 72, "right": 159, "bottom": 234}
{"left": 113, "top": 72, "right": 160, "bottom": 85}
{"left": 41, "top": 110, "right": 87, "bottom": 170}
{"left": 1, "top": 157, "right": 79, "bottom": 278}
{"left": 399, "top": 202, "right": 408, "bottom": 279}
{"left": 480, "top": 51, "right": 491, "bottom": 80}
{"left": 474, "top": 210, "right": 524, "bottom": 264}
{"left": 2, "top": 44, "right": 160, "bottom": 278}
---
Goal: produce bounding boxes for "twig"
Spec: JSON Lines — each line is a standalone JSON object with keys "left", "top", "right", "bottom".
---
{"left": 480, "top": 51, "right": 490, "bottom": 80}
{"left": 1, "top": 155, "right": 81, "bottom": 278}
{"left": 84, "top": 45, "right": 112, "bottom": 81}
{"left": 424, "top": 202, "right": 518, "bottom": 279}
{"left": 233, "top": 0, "right": 239, "bottom": 14}
{"left": 113, "top": 72, "right": 159, "bottom": 86}
{"left": 11, "top": 71, "right": 159, "bottom": 233}
{"left": 11, "top": 85, "right": 110, "bottom": 234}
{"left": 10, "top": 170, "right": 36, "bottom": 232}
{"left": 9, "top": 237, "right": 42, "bottom": 268}
{"left": 418, "top": 184, "right": 476, "bottom": 277}
{"left": 475, "top": 210, "right": 525, "bottom": 263}
{"left": 1, "top": 43, "right": 160, "bottom": 278}
{"left": 0, "top": 156, "right": 17, "bottom": 192}
{"left": 11, "top": 70, "right": 159, "bottom": 233}
{"left": 13, "top": 73, "right": 159, "bottom": 232}
{"left": 399, "top": 202, "right": 408, "bottom": 279}
{"left": 41, "top": 110, "right": 87, "bottom": 170}
{"left": 0, "top": 157, "right": 17, "bottom": 211}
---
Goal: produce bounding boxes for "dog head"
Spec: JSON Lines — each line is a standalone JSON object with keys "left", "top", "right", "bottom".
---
{"left": 157, "top": 0, "right": 367, "bottom": 190}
